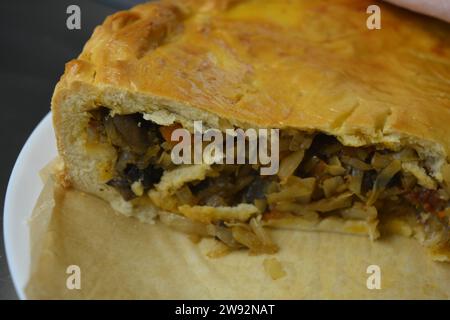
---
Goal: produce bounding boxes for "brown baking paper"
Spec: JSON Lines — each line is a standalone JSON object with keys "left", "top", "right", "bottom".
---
{"left": 25, "top": 166, "right": 450, "bottom": 299}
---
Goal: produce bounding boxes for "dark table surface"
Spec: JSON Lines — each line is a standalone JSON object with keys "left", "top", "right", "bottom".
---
{"left": 0, "top": 0, "right": 148, "bottom": 300}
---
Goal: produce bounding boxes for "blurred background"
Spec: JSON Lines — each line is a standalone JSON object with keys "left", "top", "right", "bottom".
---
{"left": 0, "top": 0, "right": 147, "bottom": 300}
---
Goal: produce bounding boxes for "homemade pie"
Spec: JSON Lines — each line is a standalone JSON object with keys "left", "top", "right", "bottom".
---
{"left": 52, "top": 0, "right": 450, "bottom": 260}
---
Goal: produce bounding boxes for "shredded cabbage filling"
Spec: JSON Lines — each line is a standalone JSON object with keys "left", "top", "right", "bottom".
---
{"left": 87, "top": 108, "right": 450, "bottom": 254}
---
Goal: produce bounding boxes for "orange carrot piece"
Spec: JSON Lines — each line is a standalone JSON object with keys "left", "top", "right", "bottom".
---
{"left": 159, "top": 123, "right": 182, "bottom": 144}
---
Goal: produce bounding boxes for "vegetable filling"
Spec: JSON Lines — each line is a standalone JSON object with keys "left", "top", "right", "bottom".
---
{"left": 87, "top": 108, "right": 450, "bottom": 253}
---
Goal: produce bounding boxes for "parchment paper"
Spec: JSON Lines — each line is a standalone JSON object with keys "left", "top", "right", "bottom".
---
{"left": 24, "top": 168, "right": 450, "bottom": 299}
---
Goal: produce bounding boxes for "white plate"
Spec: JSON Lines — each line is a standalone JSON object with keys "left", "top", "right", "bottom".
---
{"left": 4, "top": 113, "right": 56, "bottom": 300}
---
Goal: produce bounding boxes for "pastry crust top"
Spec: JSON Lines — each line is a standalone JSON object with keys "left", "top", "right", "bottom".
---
{"left": 59, "top": 0, "right": 450, "bottom": 158}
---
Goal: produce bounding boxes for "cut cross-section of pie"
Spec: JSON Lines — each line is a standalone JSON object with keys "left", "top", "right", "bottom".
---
{"left": 52, "top": 0, "right": 450, "bottom": 260}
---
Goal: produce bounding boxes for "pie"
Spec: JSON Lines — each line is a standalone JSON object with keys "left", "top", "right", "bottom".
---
{"left": 52, "top": 0, "right": 450, "bottom": 260}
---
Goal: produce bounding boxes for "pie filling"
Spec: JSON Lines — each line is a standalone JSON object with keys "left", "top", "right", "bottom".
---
{"left": 87, "top": 108, "right": 450, "bottom": 254}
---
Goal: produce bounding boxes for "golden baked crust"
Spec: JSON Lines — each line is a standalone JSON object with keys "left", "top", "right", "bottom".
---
{"left": 55, "top": 0, "right": 450, "bottom": 161}
{"left": 51, "top": 0, "right": 450, "bottom": 260}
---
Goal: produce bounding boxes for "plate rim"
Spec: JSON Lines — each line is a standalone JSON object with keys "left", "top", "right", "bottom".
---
{"left": 4, "top": 112, "right": 55, "bottom": 300}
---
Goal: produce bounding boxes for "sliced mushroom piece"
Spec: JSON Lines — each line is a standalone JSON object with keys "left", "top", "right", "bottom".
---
{"left": 104, "top": 114, "right": 150, "bottom": 154}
